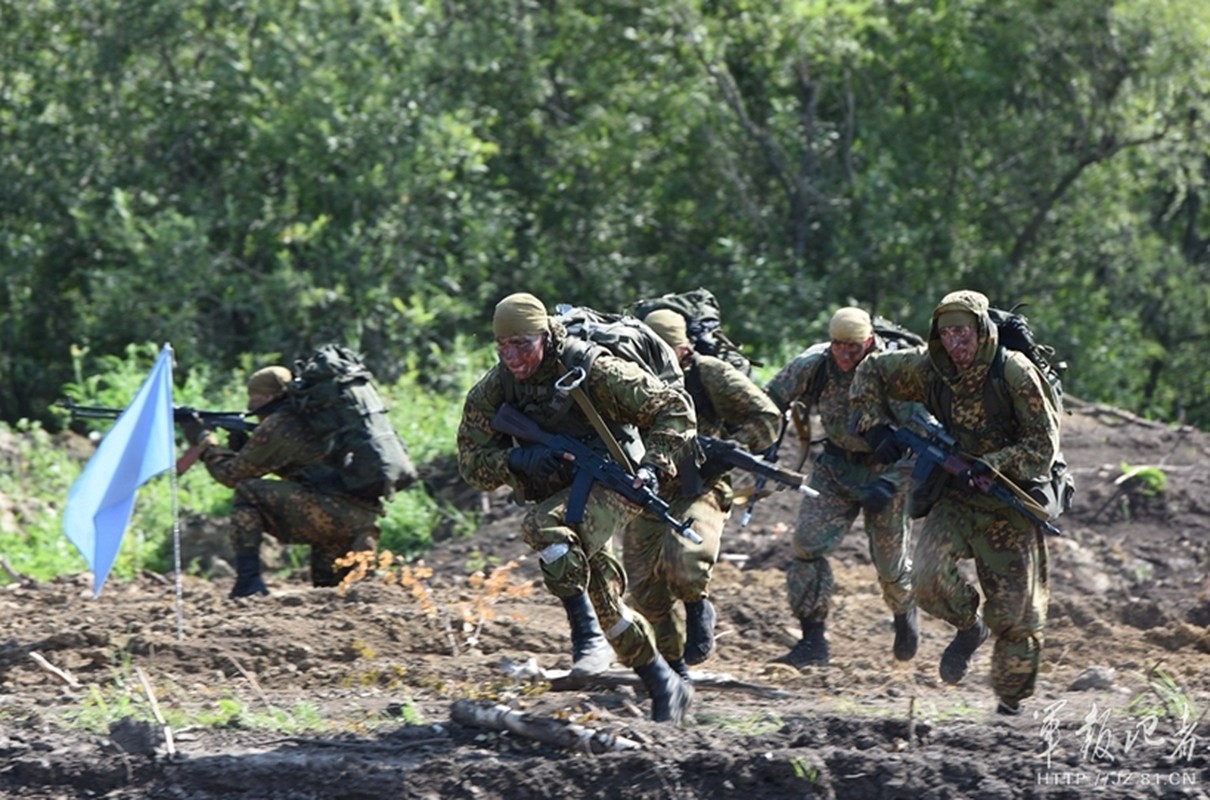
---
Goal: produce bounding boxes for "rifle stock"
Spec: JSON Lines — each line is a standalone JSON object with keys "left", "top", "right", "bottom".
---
{"left": 892, "top": 414, "right": 1062, "bottom": 537}
{"left": 491, "top": 403, "right": 701, "bottom": 544}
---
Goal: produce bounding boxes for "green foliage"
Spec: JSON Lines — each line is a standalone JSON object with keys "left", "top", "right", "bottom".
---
{"left": 1119, "top": 462, "right": 1168, "bottom": 497}
{"left": 4, "top": 339, "right": 486, "bottom": 586}
{"left": 1, "top": 0, "right": 1209, "bottom": 429}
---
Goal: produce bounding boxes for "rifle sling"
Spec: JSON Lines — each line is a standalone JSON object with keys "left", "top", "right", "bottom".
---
{"left": 565, "top": 384, "right": 636, "bottom": 475}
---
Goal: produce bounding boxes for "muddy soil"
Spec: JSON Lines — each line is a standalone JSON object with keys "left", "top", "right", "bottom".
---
{"left": 2, "top": 398, "right": 1209, "bottom": 799}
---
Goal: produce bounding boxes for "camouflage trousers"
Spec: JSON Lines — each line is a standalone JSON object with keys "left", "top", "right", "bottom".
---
{"left": 623, "top": 480, "right": 731, "bottom": 663}
{"left": 521, "top": 482, "right": 659, "bottom": 668}
{"left": 788, "top": 458, "right": 914, "bottom": 622}
{"left": 231, "top": 478, "right": 382, "bottom": 584}
{"left": 914, "top": 494, "right": 1049, "bottom": 705}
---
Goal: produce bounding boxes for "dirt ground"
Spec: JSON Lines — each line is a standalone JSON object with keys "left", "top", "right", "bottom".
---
{"left": 2, "top": 398, "right": 1209, "bottom": 799}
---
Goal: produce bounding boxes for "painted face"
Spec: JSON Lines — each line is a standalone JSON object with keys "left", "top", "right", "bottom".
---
{"left": 830, "top": 337, "right": 874, "bottom": 372}
{"left": 939, "top": 324, "right": 979, "bottom": 371}
{"left": 497, "top": 334, "right": 546, "bottom": 380}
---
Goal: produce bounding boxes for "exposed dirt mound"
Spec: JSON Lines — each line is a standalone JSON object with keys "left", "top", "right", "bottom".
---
{"left": 1, "top": 399, "right": 1208, "bottom": 799}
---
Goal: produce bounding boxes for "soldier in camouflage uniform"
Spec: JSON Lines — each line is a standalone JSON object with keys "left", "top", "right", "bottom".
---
{"left": 624, "top": 310, "right": 780, "bottom": 677}
{"left": 457, "top": 293, "right": 697, "bottom": 724}
{"left": 763, "top": 307, "right": 922, "bottom": 668}
{"left": 850, "top": 290, "right": 1061, "bottom": 715}
{"left": 181, "top": 367, "right": 383, "bottom": 598}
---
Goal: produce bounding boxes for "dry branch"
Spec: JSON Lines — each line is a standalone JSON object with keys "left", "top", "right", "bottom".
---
{"left": 500, "top": 658, "right": 792, "bottom": 699}
{"left": 450, "top": 699, "right": 642, "bottom": 753}
{"left": 29, "top": 650, "right": 81, "bottom": 689}
{"left": 135, "top": 667, "right": 176, "bottom": 758}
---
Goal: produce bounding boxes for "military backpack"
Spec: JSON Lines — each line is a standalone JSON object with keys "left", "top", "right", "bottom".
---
{"left": 288, "top": 344, "right": 418, "bottom": 501}
{"left": 630, "top": 287, "right": 757, "bottom": 376}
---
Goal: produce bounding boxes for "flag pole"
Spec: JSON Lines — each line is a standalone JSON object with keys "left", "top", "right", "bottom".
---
{"left": 165, "top": 344, "right": 186, "bottom": 642}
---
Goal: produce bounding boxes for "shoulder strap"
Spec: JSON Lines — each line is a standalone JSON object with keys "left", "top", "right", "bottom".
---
{"left": 559, "top": 343, "right": 635, "bottom": 473}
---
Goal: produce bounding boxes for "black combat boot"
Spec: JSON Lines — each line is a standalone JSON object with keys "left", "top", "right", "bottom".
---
{"left": 683, "top": 598, "right": 717, "bottom": 666}
{"left": 668, "top": 657, "right": 692, "bottom": 683}
{"left": 892, "top": 607, "right": 920, "bottom": 662}
{"left": 310, "top": 548, "right": 350, "bottom": 588}
{"left": 230, "top": 553, "right": 269, "bottom": 599}
{"left": 939, "top": 617, "right": 989, "bottom": 685}
{"left": 773, "top": 619, "right": 829, "bottom": 668}
{"left": 560, "top": 593, "right": 614, "bottom": 680}
{"left": 634, "top": 654, "right": 694, "bottom": 724}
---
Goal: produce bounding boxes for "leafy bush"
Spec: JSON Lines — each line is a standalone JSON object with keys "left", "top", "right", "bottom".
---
{"left": 2, "top": 340, "right": 494, "bottom": 587}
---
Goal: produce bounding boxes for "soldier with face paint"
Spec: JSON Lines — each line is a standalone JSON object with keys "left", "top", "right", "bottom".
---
{"left": 850, "top": 290, "right": 1062, "bottom": 716}
{"left": 457, "top": 293, "right": 698, "bottom": 724}
{"left": 763, "top": 307, "right": 924, "bottom": 669}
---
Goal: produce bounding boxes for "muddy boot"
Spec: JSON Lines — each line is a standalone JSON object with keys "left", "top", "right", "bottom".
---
{"left": 560, "top": 593, "right": 614, "bottom": 680}
{"left": 939, "top": 617, "right": 989, "bottom": 685}
{"left": 892, "top": 607, "right": 920, "bottom": 662}
{"left": 634, "top": 654, "right": 694, "bottom": 724}
{"left": 773, "top": 619, "right": 829, "bottom": 668}
{"left": 683, "top": 598, "right": 717, "bottom": 666}
{"left": 230, "top": 553, "right": 269, "bottom": 599}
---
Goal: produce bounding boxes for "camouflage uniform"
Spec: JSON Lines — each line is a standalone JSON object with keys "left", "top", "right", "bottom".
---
{"left": 765, "top": 342, "right": 920, "bottom": 632}
{"left": 850, "top": 290, "right": 1061, "bottom": 707}
{"left": 623, "top": 353, "right": 779, "bottom": 665}
{"left": 457, "top": 320, "right": 696, "bottom": 669}
{"left": 198, "top": 410, "right": 383, "bottom": 585}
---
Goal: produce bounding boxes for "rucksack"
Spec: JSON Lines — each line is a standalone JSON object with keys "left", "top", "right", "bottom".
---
{"left": 554, "top": 305, "right": 686, "bottom": 392}
{"left": 630, "top": 288, "right": 757, "bottom": 376}
{"left": 288, "top": 344, "right": 418, "bottom": 501}
{"left": 928, "top": 305, "right": 1075, "bottom": 519}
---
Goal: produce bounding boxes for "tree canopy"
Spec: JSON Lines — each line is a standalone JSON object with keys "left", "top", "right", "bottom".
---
{"left": 3, "top": 0, "right": 1207, "bottom": 427}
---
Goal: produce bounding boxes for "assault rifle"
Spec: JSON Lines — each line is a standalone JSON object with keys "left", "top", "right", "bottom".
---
{"left": 698, "top": 436, "right": 818, "bottom": 497}
{"left": 491, "top": 403, "right": 702, "bottom": 544}
{"left": 892, "top": 413, "right": 1063, "bottom": 537}
{"left": 56, "top": 400, "right": 258, "bottom": 434}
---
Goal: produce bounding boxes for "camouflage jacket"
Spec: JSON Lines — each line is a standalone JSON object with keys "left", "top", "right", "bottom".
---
{"left": 765, "top": 341, "right": 920, "bottom": 455}
{"left": 685, "top": 353, "right": 779, "bottom": 453}
{"left": 199, "top": 409, "right": 331, "bottom": 489}
{"left": 850, "top": 290, "right": 1060, "bottom": 485}
{"left": 457, "top": 323, "right": 696, "bottom": 503}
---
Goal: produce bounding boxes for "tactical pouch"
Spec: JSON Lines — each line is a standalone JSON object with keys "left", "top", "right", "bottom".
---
{"left": 1026, "top": 455, "right": 1076, "bottom": 520}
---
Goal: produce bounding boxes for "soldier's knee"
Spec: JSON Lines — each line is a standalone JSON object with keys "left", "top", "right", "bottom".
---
{"left": 538, "top": 543, "right": 588, "bottom": 593}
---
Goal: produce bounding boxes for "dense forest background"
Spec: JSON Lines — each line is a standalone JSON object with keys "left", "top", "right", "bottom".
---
{"left": 3, "top": 0, "right": 1208, "bottom": 429}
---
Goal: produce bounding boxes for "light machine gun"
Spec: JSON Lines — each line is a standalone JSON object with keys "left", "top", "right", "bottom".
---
{"left": 892, "top": 413, "right": 1063, "bottom": 537}
{"left": 491, "top": 403, "right": 702, "bottom": 545}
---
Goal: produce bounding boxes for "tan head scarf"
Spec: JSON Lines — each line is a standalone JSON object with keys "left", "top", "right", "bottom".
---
{"left": 828, "top": 307, "right": 873, "bottom": 343}
{"left": 643, "top": 309, "right": 690, "bottom": 349}
{"left": 493, "top": 293, "right": 549, "bottom": 338}
{"left": 247, "top": 366, "right": 292, "bottom": 397}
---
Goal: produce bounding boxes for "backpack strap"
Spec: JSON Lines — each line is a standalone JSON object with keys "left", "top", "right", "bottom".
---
{"left": 558, "top": 340, "right": 636, "bottom": 473}
{"left": 928, "top": 345, "right": 1017, "bottom": 438}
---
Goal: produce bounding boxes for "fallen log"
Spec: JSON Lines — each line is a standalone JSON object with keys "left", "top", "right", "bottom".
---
{"left": 451, "top": 699, "right": 642, "bottom": 753}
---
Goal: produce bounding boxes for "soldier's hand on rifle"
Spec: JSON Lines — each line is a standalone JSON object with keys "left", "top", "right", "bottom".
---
{"left": 180, "top": 413, "right": 212, "bottom": 447}
{"left": 507, "top": 444, "right": 571, "bottom": 483}
{"left": 863, "top": 424, "right": 906, "bottom": 464}
{"left": 859, "top": 478, "right": 897, "bottom": 513}
{"left": 962, "top": 459, "right": 994, "bottom": 491}
{"left": 633, "top": 464, "right": 660, "bottom": 497}
{"left": 227, "top": 429, "right": 250, "bottom": 452}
